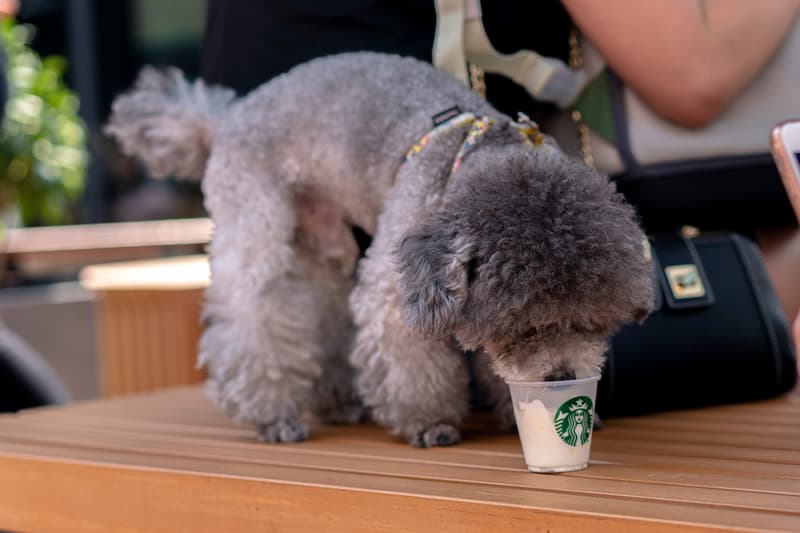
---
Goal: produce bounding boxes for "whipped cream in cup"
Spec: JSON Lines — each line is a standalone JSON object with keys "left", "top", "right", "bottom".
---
{"left": 506, "top": 373, "right": 601, "bottom": 473}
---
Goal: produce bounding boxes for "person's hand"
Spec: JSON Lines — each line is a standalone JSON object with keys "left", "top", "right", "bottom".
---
{"left": 756, "top": 226, "right": 800, "bottom": 357}
{"left": 794, "top": 310, "right": 800, "bottom": 356}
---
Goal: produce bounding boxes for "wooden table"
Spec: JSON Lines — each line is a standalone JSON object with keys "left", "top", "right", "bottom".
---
{"left": 0, "top": 385, "right": 797, "bottom": 532}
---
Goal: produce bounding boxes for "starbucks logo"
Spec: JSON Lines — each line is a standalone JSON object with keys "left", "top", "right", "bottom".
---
{"left": 554, "top": 396, "right": 593, "bottom": 447}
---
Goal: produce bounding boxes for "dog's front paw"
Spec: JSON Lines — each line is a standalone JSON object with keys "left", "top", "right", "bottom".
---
{"left": 411, "top": 423, "right": 461, "bottom": 448}
{"left": 256, "top": 419, "right": 309, "bottom": 443}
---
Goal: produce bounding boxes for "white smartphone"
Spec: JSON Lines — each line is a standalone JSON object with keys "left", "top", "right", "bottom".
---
{"left": 771, "top": 119, "right": 800, "bottom": 223}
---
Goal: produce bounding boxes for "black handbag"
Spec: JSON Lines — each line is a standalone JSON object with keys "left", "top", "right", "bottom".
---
{"left": 596, "top": 232, "right": 798, "bottom": 417}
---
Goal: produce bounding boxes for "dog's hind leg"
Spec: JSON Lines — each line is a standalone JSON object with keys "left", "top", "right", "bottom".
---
{"left": 349, "top": 222, "right": 470, "bottom": 447}
{"left": 293, "top": 189, "right": 364, "bottom": 426}
{"left": 199, "top": 153, "right": 358, "bottom": 442}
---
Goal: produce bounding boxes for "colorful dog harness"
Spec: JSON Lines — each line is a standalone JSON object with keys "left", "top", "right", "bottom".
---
{"left": 404, "top": 109, "right": 556, "bottom": 177}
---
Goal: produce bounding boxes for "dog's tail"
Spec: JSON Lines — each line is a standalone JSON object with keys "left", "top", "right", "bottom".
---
{"left": 105, "top": 67, "right": 236, "bottom": 182}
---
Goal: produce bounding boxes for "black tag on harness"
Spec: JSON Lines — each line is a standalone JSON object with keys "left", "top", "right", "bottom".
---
{"left": 432, "top": 106, "right": 462, "bottom": 127}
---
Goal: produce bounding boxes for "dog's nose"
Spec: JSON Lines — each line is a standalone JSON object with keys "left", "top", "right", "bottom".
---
{"left": 543, "top": 368, "right": 576, "bottom": 381}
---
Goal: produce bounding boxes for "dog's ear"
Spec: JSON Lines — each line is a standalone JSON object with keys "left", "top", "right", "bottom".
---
{"left": 396, "top": 220, "right": 473, "bottom": 336}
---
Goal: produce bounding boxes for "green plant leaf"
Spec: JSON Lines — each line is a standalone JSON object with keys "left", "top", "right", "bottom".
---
{"left": 0, "top": 19, "right": 88, "bottom": 226}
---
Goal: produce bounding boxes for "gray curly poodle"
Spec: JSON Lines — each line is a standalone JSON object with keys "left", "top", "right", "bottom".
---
{"left": 106, "top": 52, "right": 653, "bottom": 447}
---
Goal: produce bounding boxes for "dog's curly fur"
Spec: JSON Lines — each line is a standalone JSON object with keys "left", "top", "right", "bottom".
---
{"left": 106, "top": 52, "right": 654, "bottom": 446}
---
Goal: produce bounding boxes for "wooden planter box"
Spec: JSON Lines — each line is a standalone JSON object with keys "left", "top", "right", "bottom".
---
{"left": 80, "top": 255, "right": 210, "bottom": 396}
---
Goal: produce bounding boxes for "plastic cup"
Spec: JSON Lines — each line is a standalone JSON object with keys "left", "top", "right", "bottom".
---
{"left": 506, "top": 373, "right": 601, "bottom": 473}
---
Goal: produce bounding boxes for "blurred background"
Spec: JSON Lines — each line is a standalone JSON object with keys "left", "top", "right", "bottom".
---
{"left": 16, "top": 0, "right": 206, "bottom": 225}
{"left": 0, "top": 0, "right": 210, "bottom": 406}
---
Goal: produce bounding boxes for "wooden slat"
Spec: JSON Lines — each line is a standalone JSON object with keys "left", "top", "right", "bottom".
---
{"left": 4, "top": 218, "right": 212, "bottom": 255}
{"left": 3, "top": 219, "right": 212, "bottom": 276}
{"left": 79, "top": 255, "right": 210, "bottom": 291}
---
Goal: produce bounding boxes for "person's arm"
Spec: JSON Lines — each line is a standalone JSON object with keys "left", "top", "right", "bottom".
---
{"left": 562, "top": 0, "right": 800, "bottom": 128}
{"left": 0, "top": 0, "right": 17, "bottom": 17}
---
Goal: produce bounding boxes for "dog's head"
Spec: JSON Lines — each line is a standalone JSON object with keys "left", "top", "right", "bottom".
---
{"left": 396, "top": 141, "right": 654, "bottom": 382}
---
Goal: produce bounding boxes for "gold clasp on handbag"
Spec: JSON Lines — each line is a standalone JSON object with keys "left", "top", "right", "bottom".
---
{"left": 664, "top": 264, "right": 706, "bottom": 299}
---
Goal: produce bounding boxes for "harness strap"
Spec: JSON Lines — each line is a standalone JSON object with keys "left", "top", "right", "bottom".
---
{"left": 405, "top": 111, "right": 557, "bottom": 177}
{"left": 433, "top": 0, "right": 470, "bottom": 86}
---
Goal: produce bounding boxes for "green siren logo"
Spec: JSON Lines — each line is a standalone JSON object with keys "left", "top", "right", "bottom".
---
{"left": 554, "top": 396, "right": 593, "bottom": 446}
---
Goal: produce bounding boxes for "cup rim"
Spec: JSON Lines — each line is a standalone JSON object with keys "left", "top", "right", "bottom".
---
{"left": 505, "top": 372, "right": 602, "bottom": 387}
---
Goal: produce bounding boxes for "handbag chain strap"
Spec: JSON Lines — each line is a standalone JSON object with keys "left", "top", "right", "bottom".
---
{"left": 468, "top": 63, "right": 487, "bottom": 98}
{"left": 568, "top": 28, "right": 595, "bottom": 168}
{"left": 468, "top": 29, "right": 594, "bottom": 168}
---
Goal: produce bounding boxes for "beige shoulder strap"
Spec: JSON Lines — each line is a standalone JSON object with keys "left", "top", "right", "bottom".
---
{"left": 433, "top": 0, "right": 588, "bottom": 109}
{"left": 433, "top": 0, "right": 470, "bottom": 85}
